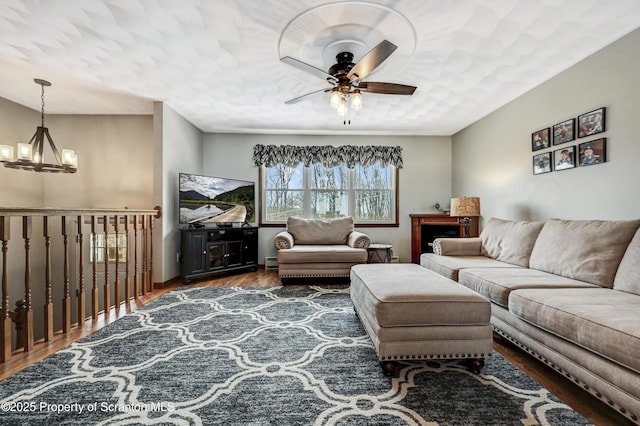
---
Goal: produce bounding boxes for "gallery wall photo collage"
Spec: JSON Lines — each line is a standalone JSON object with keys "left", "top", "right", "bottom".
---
{"left": 531, "top": 107, "right": 607, "bottom": 175}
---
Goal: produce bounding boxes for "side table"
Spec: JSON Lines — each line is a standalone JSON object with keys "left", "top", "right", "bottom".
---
{"left": 367, "top": 243, "right": 393, "bottom": 263}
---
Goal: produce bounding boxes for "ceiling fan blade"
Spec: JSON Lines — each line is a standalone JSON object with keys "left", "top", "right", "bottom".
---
{"left": 285, "top": 88, "right": 331, "bottom": 104}
{"left": 359, "top": 82, "right": 417, "bottom": 95}
{"left": 347, "top": 40, "right": 397, "bottom": 81}
{"left": 281, "top": 56, "right": 338, "bottom": 83}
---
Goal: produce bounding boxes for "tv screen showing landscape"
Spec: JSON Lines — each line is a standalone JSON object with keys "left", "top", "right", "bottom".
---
{"left": 179, "top": 173, "right": 255, "bottom": 225}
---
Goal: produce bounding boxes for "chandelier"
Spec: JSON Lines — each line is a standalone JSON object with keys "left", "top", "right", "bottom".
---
{"left": 0, "top": 78, "right": 77, "bottom": 173}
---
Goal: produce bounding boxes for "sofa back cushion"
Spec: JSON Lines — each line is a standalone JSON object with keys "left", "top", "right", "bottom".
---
{"left": 479, "top": 218, "right": 544, "bottom": 267}
{"left": 529, "top": 219, "right": 640, "bottom": 288}
{"left": 613, "top": 228, "right": 640, "bottom": 295}
{"left": 287, "top": 216, "right": 353, "bottom": 245}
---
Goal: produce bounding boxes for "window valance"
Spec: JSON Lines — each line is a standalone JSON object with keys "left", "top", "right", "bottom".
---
{"left": 252, "top": 144, "right": 403, "bottom": 169}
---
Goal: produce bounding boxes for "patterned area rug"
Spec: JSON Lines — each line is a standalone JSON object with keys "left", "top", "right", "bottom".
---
{"left": 0, "top": 286, "right": 589, "bottom": 425}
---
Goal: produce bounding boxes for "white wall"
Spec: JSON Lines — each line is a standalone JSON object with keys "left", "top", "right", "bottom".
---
{"left": 452, "top": 27, "right": 640, "bottom": 224}
{"left": 203, "top": 133, "right": 452, "bottom": 263}
{"left": 155, "top": 103, "right": 203, "bottom": 282}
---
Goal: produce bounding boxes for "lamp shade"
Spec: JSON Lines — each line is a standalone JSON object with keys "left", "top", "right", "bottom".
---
{"left": 450, "top": 197, "right": 480, "bottom": 217}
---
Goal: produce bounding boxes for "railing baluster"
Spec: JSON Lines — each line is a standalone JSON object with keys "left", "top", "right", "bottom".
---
{"left": 0, "top": 208, "right": 159, "bottom": 363}
{"left": 91, "top": 216, "right": 99, "bottom": 320}
{"left": 103, "top": 216, "right": 110, "bottom": 315}
{"left": 133, "top": 215, "right": 140, "bottom": 298}
{"left": 114, "top": 215, "right": 120, "bottom": 310}
{"left": 22, "top": 216, "right": 34, "bottom": 351}
{"left": 149, "top": 215, "right": 155, "bottom": 291}
{"left": 142, "top": 216, "right": 148, "bottom": 295}
{"left": 77, "top": 215, "right": 85, "bottom": 326}
{"left": 124, "top": 216, "right": 131, "bottom": 306}
{"left": 62, "top": 216, "right": 71, "bottom": 333}
{"left": 43, "top": 217, "right": 54, "bottom": 342}
{"left": 1, "top": 216, "right": 11, "bottom": 362}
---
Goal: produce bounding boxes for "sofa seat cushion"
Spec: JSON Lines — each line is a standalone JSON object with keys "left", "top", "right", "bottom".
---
{"left": 420, "top": 253, "right": 520, "bottom": 281}
{"left": 277, "top": 245, "right": 366, "bottom": 264}
{"left": 458, "top": 268, "right": 599, "bottom": 307}
{"left": 509, "top": 288, "right": 640, "bottom": 373}
{"left": 529, "top": 219, "right": 640, "bottom": 288}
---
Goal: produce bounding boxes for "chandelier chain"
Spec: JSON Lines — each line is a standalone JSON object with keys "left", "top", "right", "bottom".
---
{"left": 40, "top": 83, "right": 46, "bottom": 127}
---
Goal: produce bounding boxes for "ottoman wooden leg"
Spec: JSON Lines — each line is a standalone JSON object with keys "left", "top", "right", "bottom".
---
{"left": 380, "top": 361, "right": 404, "bottom": 377}
{"left": 465, "top": 358, "right": 485, "bottom": 374}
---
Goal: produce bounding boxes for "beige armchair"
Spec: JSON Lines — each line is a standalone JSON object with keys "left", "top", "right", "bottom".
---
{"left": 274, "top": 216, "right": 370, "bottom": 281}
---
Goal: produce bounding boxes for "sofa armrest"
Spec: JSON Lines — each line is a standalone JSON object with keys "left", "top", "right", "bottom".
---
{"left": 274, "top": 231, "right": 294, "bottom": 250}
{"left": 348, "top": 231, "right": 371, "bottom": 249}
{"left": 433, "top": 237, "right": 482, "bottom": 256}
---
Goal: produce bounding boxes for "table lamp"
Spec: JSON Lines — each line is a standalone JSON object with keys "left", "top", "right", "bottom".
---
{"left": 450, "top": 197, "right": 480, "bottom": 238}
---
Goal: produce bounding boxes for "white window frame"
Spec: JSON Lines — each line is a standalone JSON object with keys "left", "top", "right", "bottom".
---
{"left": 90, "top": 233, "right": 127, "bottom": 263}
{"left": 259, "top": 162, "right": 398, "bottom": 226}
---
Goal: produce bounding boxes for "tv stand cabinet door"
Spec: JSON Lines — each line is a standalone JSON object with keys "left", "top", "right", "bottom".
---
{"left": 181, "top": 230, "right": 207, "bottom": 279}
{"left": 242, "top": 228, "right": 258, "bottom": 267}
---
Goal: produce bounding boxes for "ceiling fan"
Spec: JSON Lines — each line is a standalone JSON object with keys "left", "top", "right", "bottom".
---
{"left": 280, "top": 40, "right": 417, "bottom": 124}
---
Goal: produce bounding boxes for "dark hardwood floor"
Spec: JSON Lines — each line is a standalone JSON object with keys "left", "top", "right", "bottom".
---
{"left": 0, "top": 269, "right": 632, "bottom": 425}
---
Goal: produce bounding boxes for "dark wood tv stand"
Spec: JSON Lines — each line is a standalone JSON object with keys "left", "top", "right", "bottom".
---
{"left": 410, "top": 214, "right": 478, "bottom": 264}
{"left": 180, "top": 226, "right": 259, "bottom": 283}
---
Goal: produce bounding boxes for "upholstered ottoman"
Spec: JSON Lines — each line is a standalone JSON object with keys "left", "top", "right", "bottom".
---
{"left": 350, "top": 263, "right": 493, "bottom": 376}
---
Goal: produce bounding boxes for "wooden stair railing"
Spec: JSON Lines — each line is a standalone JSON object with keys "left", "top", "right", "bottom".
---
{"left": 0, "top": 207, "right": 161, "bottom": 363}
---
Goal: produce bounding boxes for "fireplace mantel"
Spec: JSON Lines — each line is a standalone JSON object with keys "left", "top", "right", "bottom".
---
{"left": 410, "top": 214, "right": 479, "bottom": 263}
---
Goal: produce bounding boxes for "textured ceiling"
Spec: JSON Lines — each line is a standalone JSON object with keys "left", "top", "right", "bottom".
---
{"left": 1, "top": 0, "right": 640, "bottom": 135}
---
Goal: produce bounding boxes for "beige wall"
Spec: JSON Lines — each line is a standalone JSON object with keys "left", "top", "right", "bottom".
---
{"left": 202, "top": 133, "right": 453, "bottom": 263}
{"left": 0, "top": 97, "right": 154, "bottom": 340}
{"left": 452, "top": 28, "right": 640, "bottom": 225}
{"left": 0, "top": 97, "right": 154, "bottom": 208}
{"left": 1, "top": 98, "right": 48, "bottom": 206}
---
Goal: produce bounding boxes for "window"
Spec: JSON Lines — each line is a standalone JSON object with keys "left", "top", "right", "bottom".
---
{"left": 261, "top": 162, "right": 397, "bottom": 225}
{"left": 90, "top": 233, "right": 127, "bottom": 262}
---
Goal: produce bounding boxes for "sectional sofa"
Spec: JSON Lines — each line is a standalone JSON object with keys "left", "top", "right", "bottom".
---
{"left": 420, "top": 217, "right": 640, "bottom": 423}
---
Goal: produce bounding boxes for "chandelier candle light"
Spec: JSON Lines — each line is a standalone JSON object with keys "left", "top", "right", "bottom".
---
{"left": 450, "top": 197, "right": 480, "bottom": 238}
{"left": 0, "top": 79, "right": 77, "bottom": 173}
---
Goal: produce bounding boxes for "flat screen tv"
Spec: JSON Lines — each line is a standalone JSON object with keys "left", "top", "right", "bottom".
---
{"left": 179, "top": 172, "right": 255, "bottom": 226}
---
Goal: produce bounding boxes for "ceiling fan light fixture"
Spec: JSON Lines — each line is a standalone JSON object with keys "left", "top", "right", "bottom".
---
{"left": 281, "top": 39, "right": 416, "bottom": 124}
{"left": 351, "top": 90, "right": 363, "bottom": 110}
{"left": 336, "top": 97, "right": 348, "bottom": 116}
{"left": 329, "top": 88, "right": 341, "bottom": 109}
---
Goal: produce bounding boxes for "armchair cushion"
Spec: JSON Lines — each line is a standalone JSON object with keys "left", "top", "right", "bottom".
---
{"left": 286, "top": 216, "right": 353, "bottom": 245}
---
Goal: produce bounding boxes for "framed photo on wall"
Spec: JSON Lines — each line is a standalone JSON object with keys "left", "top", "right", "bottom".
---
{"left": 553, "top": 146, "right": 576, "bottom": 171}
{"left": 578, "top": 138, "right": 606, "bottom": 166}
{"left": 531, "top": 128, "right": 551, "bottom": 151}
{"left": 577, "top": 107, "right": 606, "bottom": 138}
{"left": 533, "top": 152, "right": 552, "bottom": 175}
{"left": 552, "top": 119, "right": 575, "bottom": 145}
